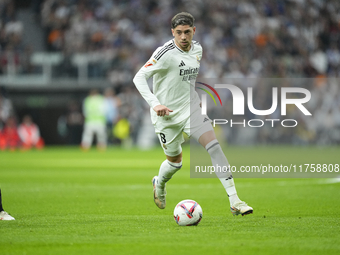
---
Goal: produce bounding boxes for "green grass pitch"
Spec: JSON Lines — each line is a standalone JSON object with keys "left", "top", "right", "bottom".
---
{"left": 0, "top": 146, "right": 339, "bottom": 255}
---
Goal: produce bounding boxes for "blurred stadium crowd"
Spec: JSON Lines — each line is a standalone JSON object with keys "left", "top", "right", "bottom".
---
{"left": 1, "top": 0, "right": 340, "bottom": 146}
{"left": 0, "top": 91, "right": 44, "bottom": 151}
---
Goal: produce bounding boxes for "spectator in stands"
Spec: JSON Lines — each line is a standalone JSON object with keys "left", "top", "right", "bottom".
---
{"left": 66, "top": 100, "right": 83, "bottom": 145}
{"left": 0, "top": 115, "right": 21, "bottom": 151}
{"left": 57, "top": 100, "right": 84, "bottom": 144}
{"left": 0, "top": 89, "right": 14, "bottom": 129}
{"left": 18, "top": 114, "right": 45, "bottom": 150}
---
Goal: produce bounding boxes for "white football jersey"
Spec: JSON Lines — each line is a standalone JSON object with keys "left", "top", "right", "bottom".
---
{"left": 133, "top": 39, "right": 202, "bottom": 124}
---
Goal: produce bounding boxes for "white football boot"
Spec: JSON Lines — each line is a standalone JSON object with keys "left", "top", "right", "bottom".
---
{"left": 230, "top": 201, "right": 253, "bottom": 216}
{"left": 0, "top": 211, "right": 15, "bottom": 220}
{"left": 152, "top": 176, "right": 166, "bottom": 209}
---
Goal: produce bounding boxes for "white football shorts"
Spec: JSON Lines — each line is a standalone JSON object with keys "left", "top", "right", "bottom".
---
{"left": 81, "top": 122, "right": 107, "bottom": 148}
{"left": 154, "top": 109, "right": 213, "bottom": 157}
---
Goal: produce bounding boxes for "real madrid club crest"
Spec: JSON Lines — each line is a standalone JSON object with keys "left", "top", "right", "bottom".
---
{"left": 196, "top": 55, "right": 201, "bottom": 63}
{"left": 162, "top": 144, "right": 167, "bottom": 149}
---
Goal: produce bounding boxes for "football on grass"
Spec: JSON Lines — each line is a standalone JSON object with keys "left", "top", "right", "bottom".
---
{"left": 173, "top": 199, "right": 203, "bottom": 226}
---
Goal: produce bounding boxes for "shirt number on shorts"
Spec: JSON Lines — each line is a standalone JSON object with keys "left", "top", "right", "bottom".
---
{"left": 160, "top": 133, "right": 166, "bottom": 143}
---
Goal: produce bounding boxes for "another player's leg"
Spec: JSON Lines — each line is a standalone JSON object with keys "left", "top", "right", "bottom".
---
{"left": 96, "top": 123, "right": 107, "bottom": 151}
{"left": 0, "top": 189, "right": 15, "bottom": 221}
{"left": 198, "top": 130, "right": 253, "bottom": 216}
{"left": 81, "top": 123, "right": 94, "bottom": 150}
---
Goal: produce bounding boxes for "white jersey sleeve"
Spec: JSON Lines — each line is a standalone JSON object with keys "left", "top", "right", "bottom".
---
{"left": 134, "top": 39, "right": 202, "bottom": 125}
{"left": 133, "top": 46, "right": 171, "bottom": 109}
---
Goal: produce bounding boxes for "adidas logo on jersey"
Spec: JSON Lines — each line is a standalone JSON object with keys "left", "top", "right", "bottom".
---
{"left": 203, "top": 117, "right": 210, "bottom": 122}
{"left": 179, "top": 60, "right": 185, "bottom": 67}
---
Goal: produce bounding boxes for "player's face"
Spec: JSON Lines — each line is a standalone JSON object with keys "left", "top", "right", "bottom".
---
{"left": 171, "top": 25, "right": 196, "bottom": 52}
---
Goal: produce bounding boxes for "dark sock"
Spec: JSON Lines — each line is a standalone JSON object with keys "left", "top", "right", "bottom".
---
{"left": 0, "top": 189, "right": 4, "bottom": 211}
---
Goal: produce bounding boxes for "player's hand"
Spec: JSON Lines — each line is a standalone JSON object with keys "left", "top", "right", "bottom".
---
{"left": 153, "top": 105, "right": 173, "bottom": 117}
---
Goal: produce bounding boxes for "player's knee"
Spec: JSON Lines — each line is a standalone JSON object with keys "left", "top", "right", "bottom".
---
{"left": 166, "top": 153, "right": 182, "bottom": 164}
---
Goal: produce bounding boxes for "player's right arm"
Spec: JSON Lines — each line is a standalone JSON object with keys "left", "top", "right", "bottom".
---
{"left": 133, "top": 47, "right": 173, "bottom": 116}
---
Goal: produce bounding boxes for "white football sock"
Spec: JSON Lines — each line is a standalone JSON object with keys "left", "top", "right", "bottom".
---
{"left": 205, "top": 139, "right": 241, "bottom": 206}
{"left": 157, "top": 159, "right": 182, "bottom": 188}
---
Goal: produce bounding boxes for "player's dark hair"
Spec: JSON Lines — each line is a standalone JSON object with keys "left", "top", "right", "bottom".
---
{"left": 171, "top": 12, "right": 195, "bottom": 29}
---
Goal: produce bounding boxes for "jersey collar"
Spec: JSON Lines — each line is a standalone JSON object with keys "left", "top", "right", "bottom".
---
{"left": 173, "top": 39, "right": 193, "bottom": 53}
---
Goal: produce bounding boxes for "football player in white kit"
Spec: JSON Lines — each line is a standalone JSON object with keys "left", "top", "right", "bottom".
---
{"left": 133, "top": 12, "right": 253, "bottom": 216}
